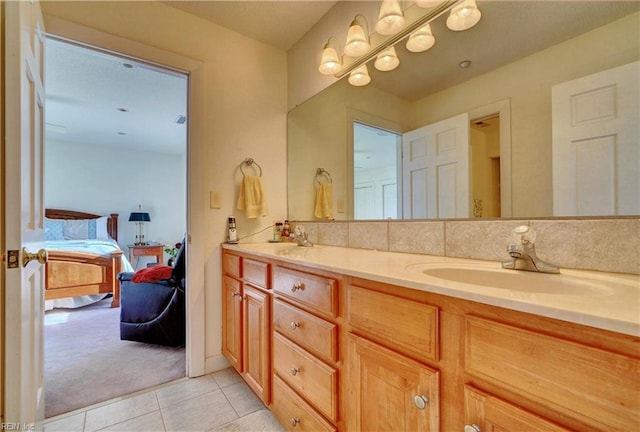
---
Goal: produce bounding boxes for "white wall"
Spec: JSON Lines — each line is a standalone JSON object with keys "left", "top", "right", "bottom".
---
{"left": 44, "top": 140, "right": 186, "bottom": 259}
{"left": 41, "top": 1, "right": 289, "bottom": 373}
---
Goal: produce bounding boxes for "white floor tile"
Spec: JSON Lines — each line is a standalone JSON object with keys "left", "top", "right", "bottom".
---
{"left": 98, "top": 410, "right": 166, "bottom": 432}
{"left": 43, "top": 412, "right": 85, "bottom": 432}
{"left": 156, "top": 375, "right": 219, "bottom": 408}
{"left": 222, "top": 382, "right": 265, "bottom": 417}
{"left": 161, "top": 389, "right": 238, "bottom": 432}
{"left": 84, "top": 392, "right": 159, "bottom": 432}
{"left": 211, "top": 368, "right": 243, "bottom": 388}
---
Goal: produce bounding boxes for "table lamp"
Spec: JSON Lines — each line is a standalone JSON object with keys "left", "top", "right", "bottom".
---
{"left": 129, "top": 205, "right": 151, "bottom": 245}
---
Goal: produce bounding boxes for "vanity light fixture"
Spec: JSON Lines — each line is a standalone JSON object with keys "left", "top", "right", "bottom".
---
{"left": 374, "top": 46, "right": 400, "bottom": 71}
{"left": 375, "top": 0, "right": 406, "bottom": 35}
{"left": 318, "top": 37, "right": 342, "bottom": 75}
{"left": 406, "top": 23, "right": 436, "bottom": 53}
{"left": 446, "top": 0, "right": 482, "bottom": 31}
{"left": 348, "top": 64, "right": 371, "bottom": 86}
{"left": 344, "top": 15, "right": 371, "bottom": 57}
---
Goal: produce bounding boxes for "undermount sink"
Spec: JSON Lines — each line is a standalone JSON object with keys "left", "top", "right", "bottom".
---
{"left": 407, "top": 264, "right": 620, "bottom": 296}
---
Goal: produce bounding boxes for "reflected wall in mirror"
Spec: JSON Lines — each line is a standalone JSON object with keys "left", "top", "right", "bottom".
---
{"left": 287, "top": 2, "right": 639, "bottom": 220}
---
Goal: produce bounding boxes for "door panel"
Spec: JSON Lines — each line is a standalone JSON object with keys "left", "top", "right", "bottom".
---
{"left": 552, "top": 61, "right": 639, "bottom": 216}
{"left": 402, "top": 113, "right": 470, "bottom": 218}
{"left": 4, "top": 0, "right": 46, "bottom": 423}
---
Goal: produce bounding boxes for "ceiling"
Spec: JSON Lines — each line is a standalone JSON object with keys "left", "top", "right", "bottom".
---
{"left": 45, "top": 1, "right": 639, "bottom": 155}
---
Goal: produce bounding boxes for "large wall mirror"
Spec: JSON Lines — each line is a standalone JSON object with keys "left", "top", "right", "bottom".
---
{"left": 288, "top": 1, "right": 639, "bottom": 221}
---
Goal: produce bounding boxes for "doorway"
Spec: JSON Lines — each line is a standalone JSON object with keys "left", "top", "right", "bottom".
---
{"left": 470, "top": 114, "right": 501, "bottom": 218}
{"left": 43, "top": 37, "right": 188, "bottom": 418}
{"left": 353, "top": 122, "right": 402, "bottom": 220}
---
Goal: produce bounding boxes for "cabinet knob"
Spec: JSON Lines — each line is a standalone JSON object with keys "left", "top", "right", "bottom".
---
{"left": 289, "top": 321, "right": 300, "bottom": 330}
{"left": 464, "top": 424, "right": 481, "bottom": 432}
{"left": 291, "top": 282, "right": 304, "bottom": 292}
{"left": 413, "top": 394, "right": 429, "bottom": 410}
{"left": 290, "top": 418, "right": 300, "bottom": 427}
{"left": 290, "top": 367, "right": 300, "bottom": 376}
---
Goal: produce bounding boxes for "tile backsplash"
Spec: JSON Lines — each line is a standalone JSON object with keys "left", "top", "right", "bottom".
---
{"left": 292, "top": 217, "right": 640, "bottom": 275}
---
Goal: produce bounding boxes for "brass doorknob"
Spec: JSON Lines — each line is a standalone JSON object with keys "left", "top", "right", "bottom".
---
{"left": 22, "top": 247, "right": 47, "bottom": 267}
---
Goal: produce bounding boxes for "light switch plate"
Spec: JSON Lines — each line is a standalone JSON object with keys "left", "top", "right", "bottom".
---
{"left": 210, "top": 191, "right": 221, "bottom": 209}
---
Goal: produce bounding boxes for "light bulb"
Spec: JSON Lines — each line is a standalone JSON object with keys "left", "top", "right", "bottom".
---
{"left": 446, "top": 0, "right": 481, "bottom": 31}
{"left": 374, "top": 46, "right": 400, "bottom": 72}
{"left": 348, "top": 64, "right": 371, "bottom": 86}
{"left": 406, "top": 24, "right": 435, "bottom": 53}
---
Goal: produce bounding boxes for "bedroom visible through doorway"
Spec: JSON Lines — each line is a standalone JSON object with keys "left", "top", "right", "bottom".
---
{"left": 43, "top": 37, "right": 188, "bottom": 418}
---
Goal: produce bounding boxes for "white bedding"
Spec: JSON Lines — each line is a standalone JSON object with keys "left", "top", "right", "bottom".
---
{"left": 44, "top": 238, "right": 134, "bottom": 310}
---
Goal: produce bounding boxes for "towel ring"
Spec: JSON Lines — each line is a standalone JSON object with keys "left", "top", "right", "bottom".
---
{"left": 315, "top": 168, "right": 332, "bottom": 185}
{"left": 240, "top": 158, "right": 262, "bottom": 177}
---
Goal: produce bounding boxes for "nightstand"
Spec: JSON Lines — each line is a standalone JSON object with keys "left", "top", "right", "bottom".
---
{"left": 128, "top": 244, "right": 164, "bottom": 269}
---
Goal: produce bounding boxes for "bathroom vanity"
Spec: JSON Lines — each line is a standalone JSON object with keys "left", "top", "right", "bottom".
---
{"left": 221, "top": 243, "right": 639, "bottom": 432}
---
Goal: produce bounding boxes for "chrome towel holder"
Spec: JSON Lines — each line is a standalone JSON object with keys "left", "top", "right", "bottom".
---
{"left": 240, "top": 158, "right": 262, "bottom": 177}
{"left": 315, "top": 168, "right": 332, "bottom": 184}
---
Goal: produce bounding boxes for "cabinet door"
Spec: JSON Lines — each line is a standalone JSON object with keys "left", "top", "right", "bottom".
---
{"left": 347, "top": 334, "right": 440, "bottom": 432}
{"left": 222, "top": 275, "right": 242, "bottom": 372}
{"left": 465, "top": 386, "right": 573, "bottom": 432}
{"left": 243, "top": 284, "right": 271, "bottom": 404}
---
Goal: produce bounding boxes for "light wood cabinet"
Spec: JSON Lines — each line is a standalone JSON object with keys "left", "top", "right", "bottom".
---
{"left": 223, "top": 247, "right": 640, "bottom": 432}
{"left": 221, "top": 251, "right": 271, "bottom": 404}
{"left": 242, "top": 284, "right": 271, "bottom": 404}
{"left": 464, "top": 386, "right": 572, "bottom": 432}
{"left": 222, "top": 274, "right": 242, "bottom": 371}
{"left": 347, "top": 333, "right": 440, "bottom": 432}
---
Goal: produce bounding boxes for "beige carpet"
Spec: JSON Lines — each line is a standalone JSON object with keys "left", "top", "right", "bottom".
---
{"left": 44, "top": 297, "right": 185, "bottom": 418}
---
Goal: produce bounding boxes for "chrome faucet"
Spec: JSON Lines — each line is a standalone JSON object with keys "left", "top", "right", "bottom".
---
{"left": 502, "top": 226, "right": 559, "bottom": 273}
{"left": 290, "top": 225, "right": 314, "bottom": 247}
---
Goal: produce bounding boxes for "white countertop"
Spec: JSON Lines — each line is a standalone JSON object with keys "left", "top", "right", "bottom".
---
{"left": 223, "top": 242, "right": 640, "bottom": 337}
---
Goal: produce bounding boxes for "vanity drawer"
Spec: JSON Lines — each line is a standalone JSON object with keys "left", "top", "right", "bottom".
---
{"left": 243, "top": 258, "right": 270, "bottom": 289}
{"left": 273, "top": 332, "right": 338, "bottom": 422}
{"left": 347, "top": 285, "right": 439, "bottom": 361}
{"left": 271, "top": 375, "right": 337, "bottom": 432}
{"left": 274, "top": 298, "right": 338, "bottom": 363}
{"left": 273, "top": 266, "right": 337, "bottom": 317}
{"left": 465, "top": 316, "right": 640, "bottom": 432}
{"left": 223, "top": 252, "right": 241, "bottom": 278}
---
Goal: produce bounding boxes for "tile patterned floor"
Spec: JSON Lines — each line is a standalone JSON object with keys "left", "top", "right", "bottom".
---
{"left": 43, "top": 368, "right": 285, "bottom": 432}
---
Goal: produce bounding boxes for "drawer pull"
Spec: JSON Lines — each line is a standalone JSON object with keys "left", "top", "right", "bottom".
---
{"left": 290, "top": 367, "right": 300, "bottom": 376}
{"left": 463, "top": 425, "right": 481, "bottom": 432}
{"left": 291, "top": 282, "right": 305, "bottom": 293}
{"left": 289, "top": 321, "right": 300, "bottom": 330}
{"left": 290, "top": 418, "right": 300, "bottom": 427}
{"left": 413, "top": 394, "right": 429, "bottom": 410}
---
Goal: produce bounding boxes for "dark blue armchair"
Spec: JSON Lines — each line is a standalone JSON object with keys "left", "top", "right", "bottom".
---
{"left": 118, "top": 240, "right": 185, "bottom": 347}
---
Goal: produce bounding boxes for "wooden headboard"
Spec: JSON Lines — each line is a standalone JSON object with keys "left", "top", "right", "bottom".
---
{"left": 45, "top": 209, "right": 119, "bottom": 241}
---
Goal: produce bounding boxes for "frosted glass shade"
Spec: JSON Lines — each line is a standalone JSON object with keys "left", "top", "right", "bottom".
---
{"left": 406, "top": 24, "right": 435, "bottom": 52}
{"left": 344, "top": 20, "right": 370, "bottom": 57}
{"left": 374, "top": 46, "right": 400, "bottom": 71}
{"left": 446, "top": 0, "right": 482, "bottom": 31}
{"left": 318, "top": 44, "right": 342, "bottom": 75}
{"left": 375, "top": 0, "right": 406, "bottom": 35}
{"left": 348, "top": 64, "right": 371, "bottom": 86}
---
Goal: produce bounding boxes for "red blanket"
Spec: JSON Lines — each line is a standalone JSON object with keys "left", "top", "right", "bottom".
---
{"left": 131, "top": 265, "right": 173, "bottom": 283}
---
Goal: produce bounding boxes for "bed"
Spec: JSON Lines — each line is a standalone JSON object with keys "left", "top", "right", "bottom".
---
{"left": 44, "top": 209, "right": 134, "bottom": 308}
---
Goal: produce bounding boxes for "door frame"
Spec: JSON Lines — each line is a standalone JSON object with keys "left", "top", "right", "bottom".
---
{"left": 43, "top": 16, "right": 206, "bottom": 377}
{"left": 469, "top": 99, "right": 512, "bottom": 217}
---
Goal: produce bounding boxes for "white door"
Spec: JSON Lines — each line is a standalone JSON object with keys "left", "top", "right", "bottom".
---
{"left": 552, "top": 61, "right": 639, "bottom": 216}
{"left": 402, "top": 113, "right": 470, "bottom": 218}
{"left": 4, "top": 0, "right": 46, "bottom": 424}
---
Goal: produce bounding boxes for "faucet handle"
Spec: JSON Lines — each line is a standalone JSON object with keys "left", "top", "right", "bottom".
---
{"left": 512, "top": 225, "right": 536, "bottom": 245}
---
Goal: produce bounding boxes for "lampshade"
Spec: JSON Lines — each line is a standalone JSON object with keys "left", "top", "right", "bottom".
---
{"left": 375, "top": 0, "right": 406, "bottom": 35}
{"left": 374, "top": 46, "right": 400, "bottom": 72}
{"left": 128, "top": 212, "right": 151, "bottom": 222}
{"left": 415, "top": 0, "right": 441, "bottom": 7}
{"left": 348, "top": 64, "right": 371, "bottom": 86}
{"left": 318, "top": 38, "right": 342, "bottom": 75}
{"left": 406, "top": 23, "right": 435, "bottom": 53}
{"left": 446, "top": 0, "right": 481, "bottom": 31}
{"left": 344, "top": 15, "right": 370, "bottom": 57}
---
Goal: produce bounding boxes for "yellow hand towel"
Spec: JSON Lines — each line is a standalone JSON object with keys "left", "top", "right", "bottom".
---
{"left": 314, "top": 183, "right": 334, "bottom": 219}
{"left": 237, "top": 175, "right": 268, "bottom": 219}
